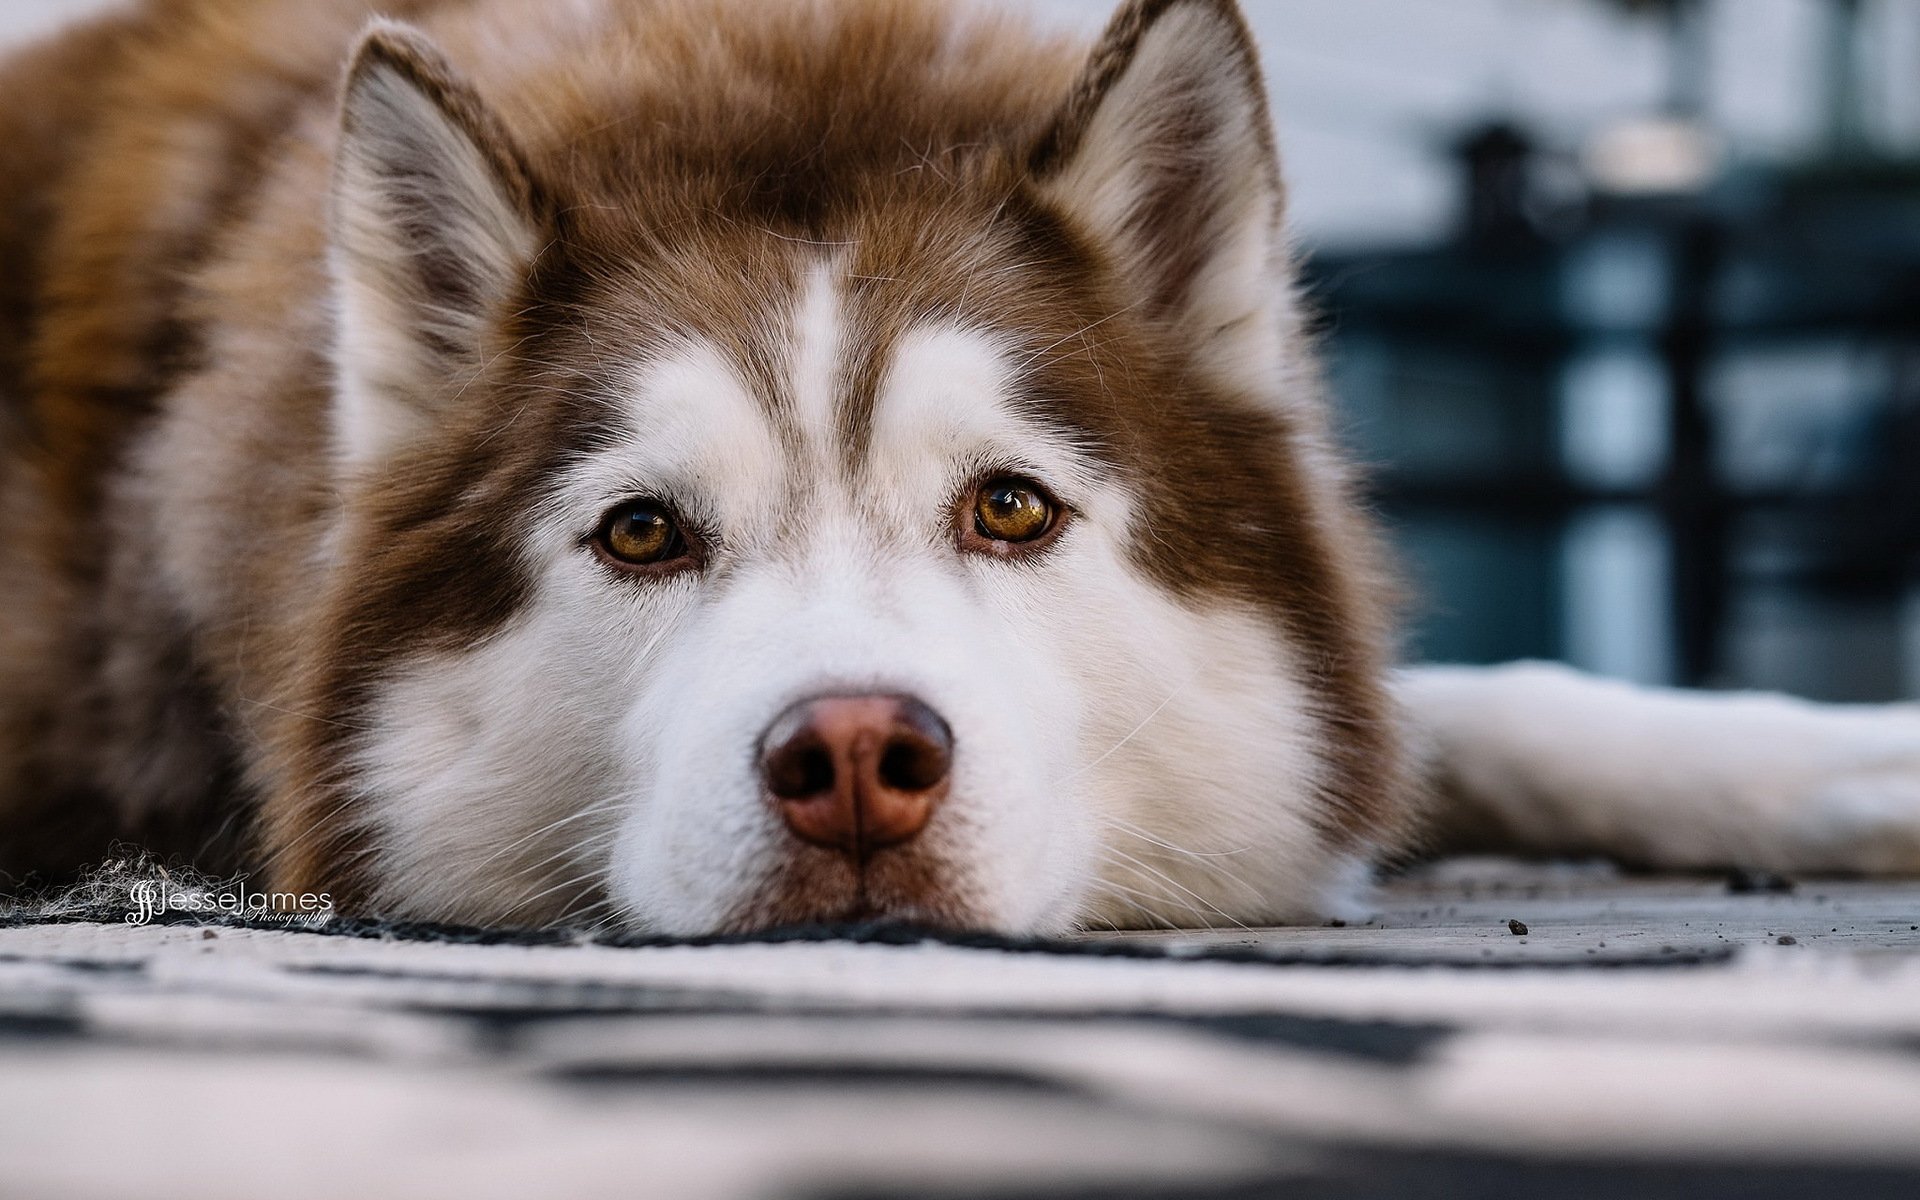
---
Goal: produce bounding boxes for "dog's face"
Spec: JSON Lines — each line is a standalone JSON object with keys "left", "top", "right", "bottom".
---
{"left": 288, "top": 0, "right": 1403, "bottom": 933}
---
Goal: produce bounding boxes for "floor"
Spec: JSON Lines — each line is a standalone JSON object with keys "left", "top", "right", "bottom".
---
{"left": 3, "top": 859, "right": 1919, "bottom": 1199}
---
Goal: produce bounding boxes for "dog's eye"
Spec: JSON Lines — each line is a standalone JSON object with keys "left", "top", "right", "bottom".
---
{"left": 593, "top": 501, "right": 690, "bottom": 569}
{"left": 970, "top": 476, "right": 1059, "bottom": 547}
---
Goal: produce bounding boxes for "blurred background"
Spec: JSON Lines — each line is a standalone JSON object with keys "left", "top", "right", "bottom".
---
{"left": 8, "top": 0, "right": 1920, "bottom": 699}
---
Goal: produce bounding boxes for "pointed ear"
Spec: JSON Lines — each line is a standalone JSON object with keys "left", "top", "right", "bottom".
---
{"left": 328, "top": 22, "right": 543, "bottom": 472}
{"left": 1031, "top": 0, "right": 1291, "bottom": 395}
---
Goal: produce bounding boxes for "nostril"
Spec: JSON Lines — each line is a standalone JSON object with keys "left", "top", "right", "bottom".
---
{"left": 765, "top": 738, "right": 835, "bottom": 800}
{"left": 879, "top": 736, "right": 949, "bottom": 792}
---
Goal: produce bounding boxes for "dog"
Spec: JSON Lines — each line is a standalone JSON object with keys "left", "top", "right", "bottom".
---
{"left": 1, "top": 0, "right": 1915, "bottom": 934}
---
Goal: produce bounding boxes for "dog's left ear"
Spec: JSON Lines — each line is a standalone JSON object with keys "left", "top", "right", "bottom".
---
{"left": 1031, "top": 0, "right": 1289, "bottom": 395}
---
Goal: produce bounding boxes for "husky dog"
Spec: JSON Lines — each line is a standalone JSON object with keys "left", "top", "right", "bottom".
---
{"left": 0, "top": 0, "right": 1915, "bottom": 933}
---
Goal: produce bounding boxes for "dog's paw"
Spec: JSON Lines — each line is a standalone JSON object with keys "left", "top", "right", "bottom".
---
{"left": 1744, "top": 700, "right": 1920, "bottom": 873}
{"left": 1793, "top": 768, "right": 1920, "bottom": 874}
{"left": 1400, "top": 663, "right": 1920, "bottom": 874}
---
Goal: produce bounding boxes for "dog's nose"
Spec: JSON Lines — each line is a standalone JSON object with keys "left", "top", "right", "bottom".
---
{"left": 759, "top": 694, "right": 952, "bottom": 856}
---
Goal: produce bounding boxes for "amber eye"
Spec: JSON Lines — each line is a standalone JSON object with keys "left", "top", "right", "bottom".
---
{"left": 972, "top": 476, "right": 1057, "bottom": 545}
{"left": 594, "top": 501, "right": 689, "bottom": 569}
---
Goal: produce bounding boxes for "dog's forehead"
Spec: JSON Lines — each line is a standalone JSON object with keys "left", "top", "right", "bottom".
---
{"left": 566, "top": 257, "right": 1099, "bottom": 531}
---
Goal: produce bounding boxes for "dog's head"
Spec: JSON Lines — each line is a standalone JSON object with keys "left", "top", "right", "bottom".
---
{"left": 282, "top": 0, "right": 1406, "bottom": 933}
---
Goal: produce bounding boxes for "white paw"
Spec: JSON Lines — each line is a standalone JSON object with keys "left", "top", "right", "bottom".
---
{"left": 1795, "top": 772, "right": 1920, "bottom": 874}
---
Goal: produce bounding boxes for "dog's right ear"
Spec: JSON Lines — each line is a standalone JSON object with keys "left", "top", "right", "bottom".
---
{"left": 328, "top": 22, "right": 543, "bottom": 474}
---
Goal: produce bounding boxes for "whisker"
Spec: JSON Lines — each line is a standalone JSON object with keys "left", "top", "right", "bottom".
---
{"left": 462, "top": 799, "right": 623, "bottom": 879}
{"left": 1101, "top": 818, "right": 1267, "bottom": 904}
{"left": 1015, "top": 301, "right": 1143, "bottom": 371}
{"left": 1057, "top": 678, "right": 1192, "bottom": 785}
{"left": 1101, "top": 814, "right": 1254, "bottom": 858}
{"left": 235, "top": 696, "right": 368, "bottom": 732}
{"left": 492, "top": 865, "right": 610, "bottom": 926}
{"left": 1100, "top": 846, "right": 1251, "bottom": 932}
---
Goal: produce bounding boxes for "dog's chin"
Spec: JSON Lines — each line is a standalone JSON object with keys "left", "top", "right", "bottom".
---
{"left": 711, "top": 842, "right": 996, "bottom": 935}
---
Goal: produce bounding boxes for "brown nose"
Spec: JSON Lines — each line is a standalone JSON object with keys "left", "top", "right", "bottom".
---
{"left": 759, "top": 694, "right": 952, "bottom": 857}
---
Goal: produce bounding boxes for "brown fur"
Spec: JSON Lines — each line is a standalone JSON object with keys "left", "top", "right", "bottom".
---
{"left": 0, "top": 0, "right": 1407, "bottom": 917}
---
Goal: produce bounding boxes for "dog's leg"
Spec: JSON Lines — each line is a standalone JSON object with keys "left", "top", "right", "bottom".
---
{"left": 1396, "top": 662, "right": 1920, "bottom": 873}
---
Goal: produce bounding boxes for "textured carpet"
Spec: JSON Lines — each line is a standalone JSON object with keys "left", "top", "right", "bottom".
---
{"left": 3, "top": 860, "right": 1919, "bottom": 1199}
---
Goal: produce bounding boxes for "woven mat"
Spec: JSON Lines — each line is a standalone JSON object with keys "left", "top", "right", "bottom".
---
{"left": 4, "top": 860, "right": 1920, "bottom": 1199}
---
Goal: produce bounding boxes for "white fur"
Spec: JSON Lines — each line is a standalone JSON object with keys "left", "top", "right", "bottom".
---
{"left": 785, "top": 263, "right": 844, "bottom": 453}
{"left": 354, "top": 597, "right": 630, "bottom": 924}
{"left": 1400, "top": 662, "right": 1920, "bottom": 873}
{"left": 352, "top": 265, "right": 1349, "bottom": 932}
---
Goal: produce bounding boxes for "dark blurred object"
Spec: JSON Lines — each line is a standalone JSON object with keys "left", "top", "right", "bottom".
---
{"left": 1458, "top": 123, "right": 1540, "bottom": 249}
{"left": 1306, "top": 1, "right": 1920, "bottom": 699}
{"left": 1726, "top": 868, "right": 1796, "bottom": 894}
